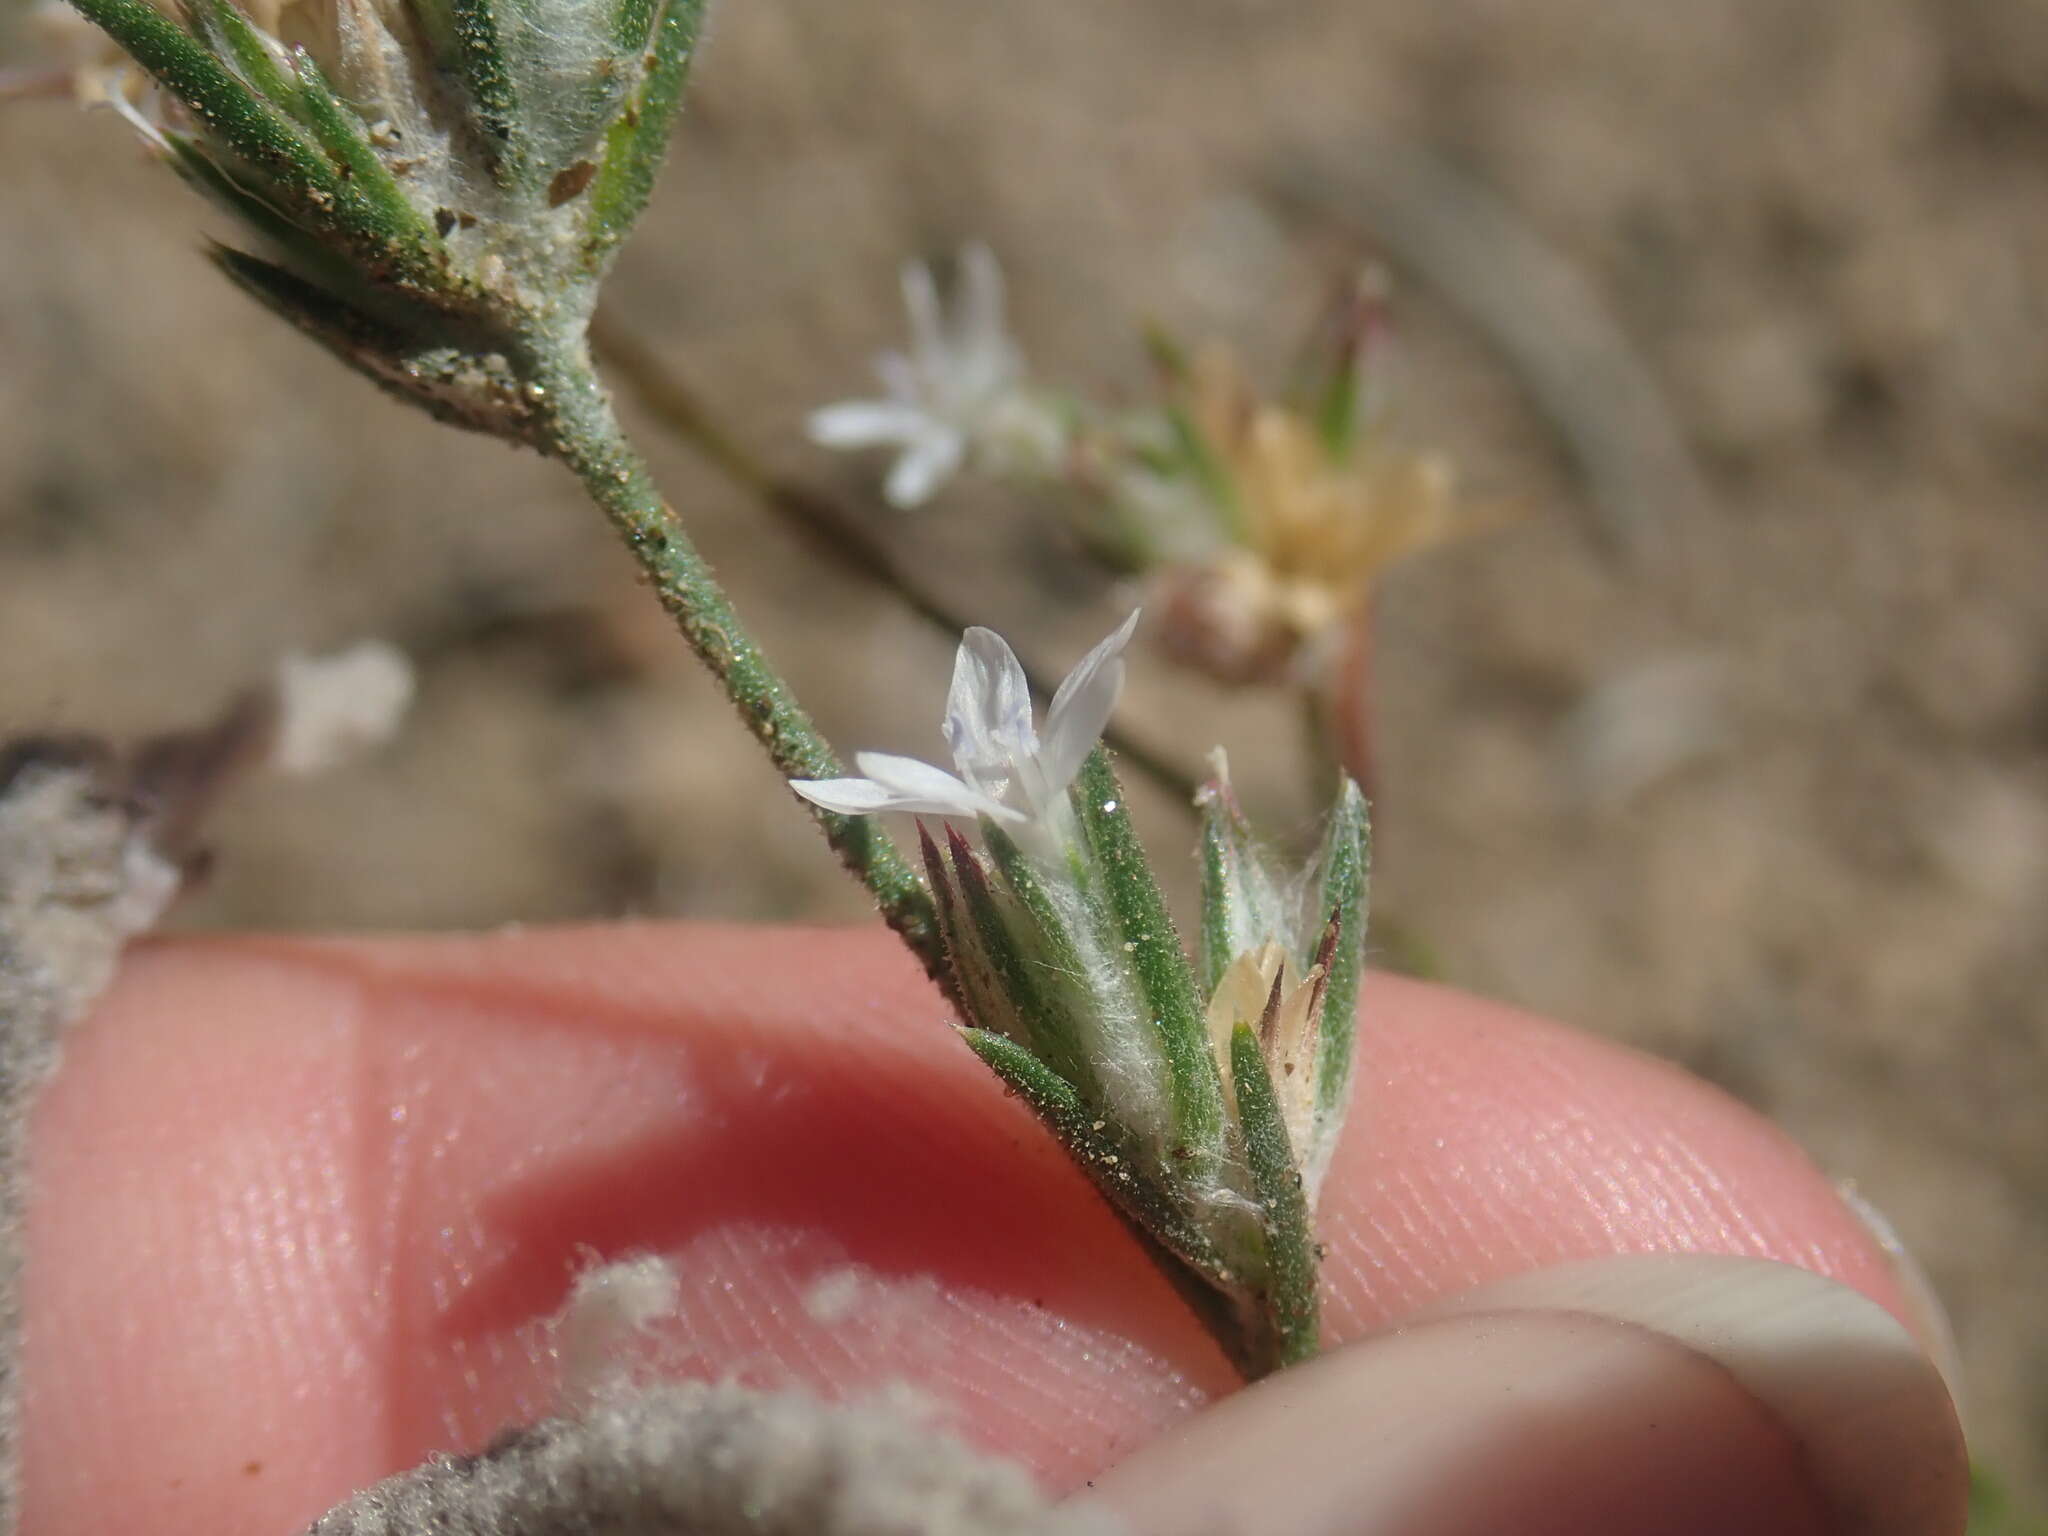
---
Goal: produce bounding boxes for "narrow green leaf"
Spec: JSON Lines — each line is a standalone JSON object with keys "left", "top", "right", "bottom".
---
{"left": 1073, "top": 748, "right": 1224, "bottom": 1164}
{"left": 1164, "top": 402, "right": 1244, "bottom": 542}
{"left": 583, "top": 0, "right": 702, "bottom": 263}
{"left": 68, "top": 0, "right": 337, "bottom": 197}
{"left": 1194, "top": 769, "right": 1285, "bottom": 992}
{"left": 288, "top": 50, "right": 433, "bottom": 250}
{"left": 1140, "top": 319, "right": 1190, "bottom": 383}
{"left": 1198, "top": 811, "right": 1232, "bottom": 997}
{"left": 945, "top": 824, "right": 1047, "bottom": 1051}
{"left": 185, "top": 0, "right": 295, "bottom": 106}
{"left": 1314, "top": 355, "right": 1360, "bottom": 462}
{"left": 1286, "top": 274, "right": 1383, "bottom": 463}
{"left": 448, "top": 0, "right": 521, "bottom": 182}
{"left": 917, "top": 823, "right": 999, "bottom": 1030}
{"left": 209, "top": 242, "right": 412, "bottom": 381}
{"left": 211, "top": 245, "right": 540, "bottom": 442}
{"left": 980, "top": 818, "right": 1103, "bottom": 1102}
{"left": 1311, "top": 778, "right": 1370, "bottom": 1122}
{"left": 168, "top": 137, "right": 332, "bottom": 267}
{"left": 611, "top": 0, "right": 657, "bottom": 51}
{"left": 1229, "top": 1022, "right": 1320, "bottom": 1367}
{"left": 959, "top": 1027, "right": 1223, "bottom": 1279}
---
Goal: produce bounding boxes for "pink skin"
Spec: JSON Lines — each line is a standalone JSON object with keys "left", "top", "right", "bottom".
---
{"left": 23, "top": 923, "right": 1909, "bottom": 1535}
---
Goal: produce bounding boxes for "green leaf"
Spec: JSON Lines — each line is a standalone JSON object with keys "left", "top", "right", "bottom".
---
{"left": 1140, "top": 319, "right": 1190, "bottom": 383}
{"left": 68, "top": 0, "right": 338, "bottom": 198}
{"left": 917, "top": 823, "right": 1002, "bottom": 1032}
{"left": 286, "top": 50, "right": 434, "bottom": 251}
{"left": 185, "top": 0, "right": 295, "bottom": 106}
{"left": 583, "top": 0, "right": 703, "bottom": 264}
{"left": 167, "top": 136, "right": 340, "bottom": 276}
{"left": 1311, "top": 777, "right": 1370, "bottom": 1123}
{"left": 1229, "top": 1021, "right": 1320, "bottom": 1367}
{"left": 211, "top": 242, "right": 411, "bottom": 375}
{"left": 1195, "top": 768, "right": 1286, "bottom": 993}
{"left": 1164, "top": 402, "right": 1244, "bottom": 543}
{"left": 1314, "top": 352, "right": 1360, "bottom": 462}
{"left": 610, "top": 0, "right": 658, "bottom": 51}
{"left": 210, "top": 246, "right": 540, "bottom": 442}
{"left": 1073, "top": 748, "right": 1224, "bottom": 1165}
{"left": 959, "top": 1027, "right": 1223, "bottom": 1279}
{"left": 944, "top": 824, "right": 1047, "bottom": 1049}
{"left": 446, "top": 0, "right": 522, "bottom": 183}
{"left": 1198, "top": 811, "right": 1232, "bottom": 997}
{"left": 1286, "top": 274, "right": 1384, "bottom": 463}
{"left": 979, "top": 819, "right": 1104, "bottom": 1103}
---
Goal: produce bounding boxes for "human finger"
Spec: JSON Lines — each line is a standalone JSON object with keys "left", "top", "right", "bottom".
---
{"left": 23, "top": 924, "right": 1932, "bottom": 1533}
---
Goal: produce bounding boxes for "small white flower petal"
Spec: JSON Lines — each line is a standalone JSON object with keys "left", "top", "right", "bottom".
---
{"left": 807, "top": 400, "right": 933, "bottom": 450}
{"left": 852, "top": 751, "right": 1024, "bottom": 821}
{"left": 957, "top": 242, "right": 1008, "bottom": 355}
{"left": 1039, "top": 608, "right": 1141, "bottom": 794}
{"left": 900, "top": 258, "right": 946, "bottom": 376}
{"left": 948, "top": 243, "right": 1020, "bottom": 408}
{"left": 788, "top": 775, "right": 909, "bottom": 816}
{"left": 883, "top": 427, "right": 966, "bottom": 508}
{"left": 945, "top": 625, "right": 1038, "bottom": 787}
{"left": 874, "top": 350, "right": 921, "bottom": 405}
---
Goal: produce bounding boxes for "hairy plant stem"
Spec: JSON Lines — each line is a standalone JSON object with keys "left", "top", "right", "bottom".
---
{"left": 587, "top": 310, "right": 1202, "bottom": 810}
{"left": 520, "top": 328, "right": 1309, "bottom": 1382}
{"left": 521, "top": 331, "right": 945, "bottom": 984}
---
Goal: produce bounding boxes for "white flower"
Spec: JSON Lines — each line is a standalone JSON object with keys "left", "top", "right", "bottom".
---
{"left": 807, "top": 243, "right": 1058, "bottom": 508}
{"left": 792, "top": 611, "right": 1140, "bottom": 831}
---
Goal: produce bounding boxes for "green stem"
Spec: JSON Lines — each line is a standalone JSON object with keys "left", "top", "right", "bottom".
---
{"left": 521, "top": 330, "right": 944, "bottom": 982}
{"left": 587, "top": 310, "right": 1203, "bottom": 810}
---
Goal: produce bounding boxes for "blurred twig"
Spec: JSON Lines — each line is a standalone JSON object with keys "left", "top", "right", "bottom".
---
{"left": 589, "top": 310, "right": 1201, "bottom": 809}
{"left": 1264, "top": 138, "right": 1714, "bottom": 566}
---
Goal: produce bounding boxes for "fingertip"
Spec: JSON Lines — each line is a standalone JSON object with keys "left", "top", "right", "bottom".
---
{"left": 24, "top": 925, "right": 1930, "bottom": 1535}
{"left": 1091, "top": 1256, "right": 1966, "bottom": 1536}
{"left": 1316, "top": 973, "right": 1911, "bottom": 1340}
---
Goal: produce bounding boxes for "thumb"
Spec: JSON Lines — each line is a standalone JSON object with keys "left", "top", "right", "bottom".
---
{"left": 1089, "top": 1254, "right": 1966, "bottom": 1536}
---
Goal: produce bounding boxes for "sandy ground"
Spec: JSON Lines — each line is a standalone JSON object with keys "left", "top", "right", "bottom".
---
{"left": 3, "top": 0, "right": 2043, "bottom": 1501}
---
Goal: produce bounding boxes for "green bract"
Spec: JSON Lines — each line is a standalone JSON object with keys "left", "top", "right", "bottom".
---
{"left": 71, "top": 0, "right": 701, "bottom": 440}
{"left": 929, "top": 745, "right": 1372, "bottom": 1378}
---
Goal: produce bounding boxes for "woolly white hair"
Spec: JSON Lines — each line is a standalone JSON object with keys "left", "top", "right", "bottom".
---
{"left": 304, "top": 1382, "right": 1122, "bottom": 1536}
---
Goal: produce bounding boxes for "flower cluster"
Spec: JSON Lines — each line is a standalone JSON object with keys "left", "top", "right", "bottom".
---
{"left": 58, "top": 0, "right": 703, "bottom": 439}
{"left": 797, "top": 616, "right": 1370, "bottom": 1374}
{"left": 809, "top": 254, "right": 1468, "bottom": 690}
{"left": 1133, "top": 342, "right": 1457, "bottom": 688}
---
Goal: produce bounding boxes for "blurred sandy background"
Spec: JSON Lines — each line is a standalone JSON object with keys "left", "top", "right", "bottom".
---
{"left": 3, "top": 0, "right": 2044, "bottom": 1499}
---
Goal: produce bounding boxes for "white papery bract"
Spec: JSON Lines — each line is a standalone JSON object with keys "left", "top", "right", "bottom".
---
{"left": 791, "top": 610, "right": 1139, "bottom": 842}
{"left": 808, "top": 243, "right": 1064, "bottom": 508}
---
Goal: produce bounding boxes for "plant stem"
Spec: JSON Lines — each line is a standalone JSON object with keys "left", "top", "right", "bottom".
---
{"left": 522, "top": 330, "right": 946, "bottom": 983}
{"left": 587, "top": 310, "right": 1202, "bottom": 810}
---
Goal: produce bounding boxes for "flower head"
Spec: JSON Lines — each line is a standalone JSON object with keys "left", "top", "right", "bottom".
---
{"left": 60, "top": 0, "right": 704, "bottom": 440}
{"left": 1138, "top": 345, "right": 1458, "bottom": 686}
{"left": 1194, "top": 756, "right": 1369, "bottom": 1207}
{"left": 791, "top": 610, "right": 1139, "bottom": 834}
{"left": 809, "top": 243, "right": 1063, "bottom": 508}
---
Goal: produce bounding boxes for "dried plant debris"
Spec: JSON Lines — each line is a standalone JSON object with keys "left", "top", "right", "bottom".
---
{"left": 305, "top": 1382, "right": 1119, "bottom": 1536}
{"left": 0, "top": 642, "right": 414, "bottom": 1532}
{"left": 0, "top": 738, "right": 189, "bottom": 1535}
